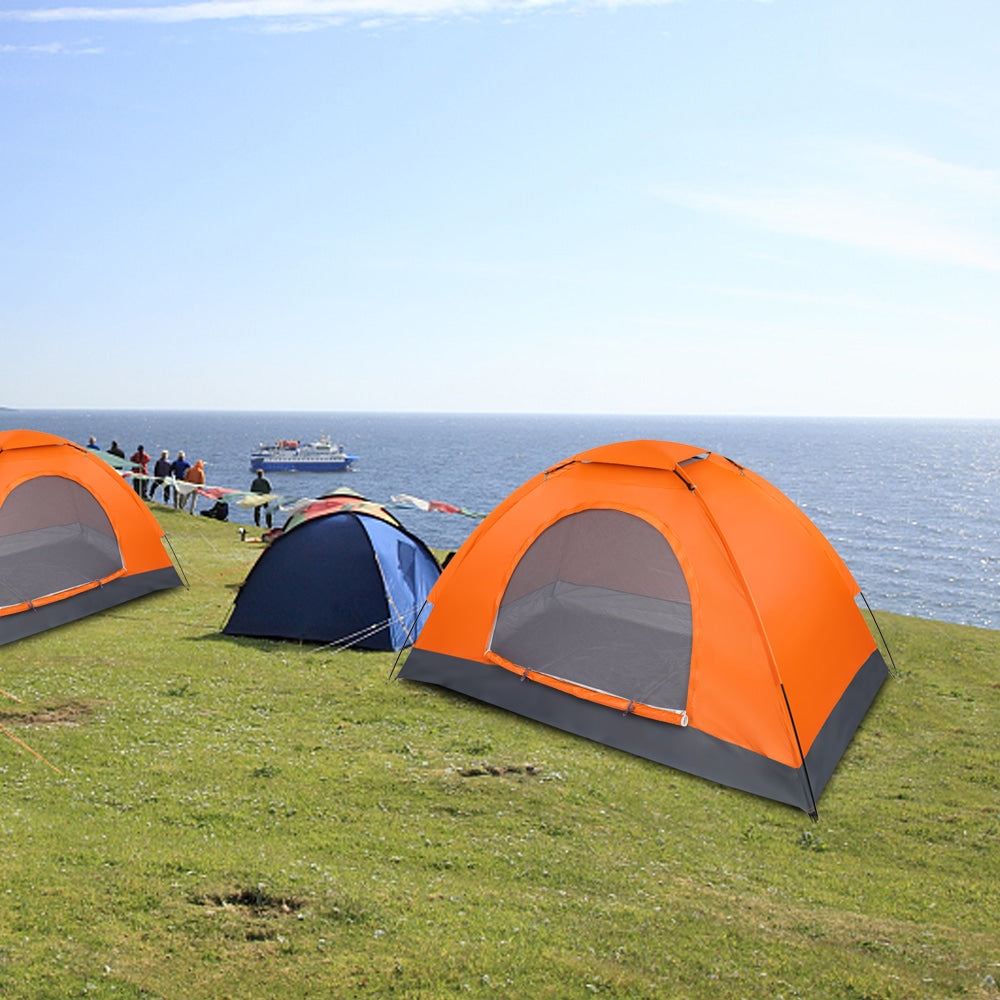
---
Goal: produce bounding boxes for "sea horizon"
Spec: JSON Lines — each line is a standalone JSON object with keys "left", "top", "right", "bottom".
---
{"left": 3, "top": 405, "right": 998, "bottom": 422}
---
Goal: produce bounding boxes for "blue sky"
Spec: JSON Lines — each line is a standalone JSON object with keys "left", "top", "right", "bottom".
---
{"left": 2, "top": 0, "right": 998, "bottom": 416}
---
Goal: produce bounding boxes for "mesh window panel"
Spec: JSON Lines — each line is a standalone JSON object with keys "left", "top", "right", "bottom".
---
{"left": 491, "top": 509, "right": 692, "bottom": 711}
{"left": 0, "top": 476, "right": 123, "bottom": 608}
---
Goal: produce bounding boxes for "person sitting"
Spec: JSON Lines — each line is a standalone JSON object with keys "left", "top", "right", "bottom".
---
{"left": 200, "top": 500, "right": 229, "bottom": 521}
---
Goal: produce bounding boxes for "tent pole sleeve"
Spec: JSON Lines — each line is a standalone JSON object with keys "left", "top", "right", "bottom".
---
{"left": 781, "top": 684, "right": 818, "bottom": 819}
{"left": 682, "top": 470, "right": 812, "bottom": 800}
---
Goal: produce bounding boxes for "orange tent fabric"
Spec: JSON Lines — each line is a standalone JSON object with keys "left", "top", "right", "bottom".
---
{"left": 0, "top": 429, "right": 182, "bottom": 645}
{"left": 399, "top": 440, "right": 888, "bottom": 814}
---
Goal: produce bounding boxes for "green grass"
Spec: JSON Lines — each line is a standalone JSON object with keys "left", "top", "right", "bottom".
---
{"left": 2, "top": 506, "right": 999, "bottom": 999}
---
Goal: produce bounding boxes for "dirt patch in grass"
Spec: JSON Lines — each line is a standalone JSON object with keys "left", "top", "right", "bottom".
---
{"left": 195, "top": 886, "right": 305, "bottom": 916}
{"left": 192, "top": 887, "right": 307, "bottom": 944}
{"left": 0, "top": 699, "right": 97, "bottom": 726}
{"left": 458, "top": 762, "right": 540, "bottom": 777}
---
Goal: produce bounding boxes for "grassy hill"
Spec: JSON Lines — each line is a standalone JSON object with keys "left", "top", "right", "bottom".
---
{"left": 2, "top": 506, "right": 998, "bottom": 999}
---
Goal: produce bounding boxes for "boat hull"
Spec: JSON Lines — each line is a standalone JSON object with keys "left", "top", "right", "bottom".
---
{"left": 249, "top": 454, "right": 358, "bottom": 473}
{"left": 250, "top": 435, "right": 358, "bottom": 473}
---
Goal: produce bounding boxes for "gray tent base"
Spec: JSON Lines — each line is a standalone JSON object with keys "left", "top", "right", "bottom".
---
{"left": 398, "top": 648, "right": 889, "bottom": 814}
{"left": 0, "top": 566, "right": 183, "bottom": 646}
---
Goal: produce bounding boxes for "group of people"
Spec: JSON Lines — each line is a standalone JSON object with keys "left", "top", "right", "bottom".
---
{"left": 87, "top": 437, "right": 206, "bottom": 513}
{"left": 87, "top": 437, "right": 275, "bottom": 525}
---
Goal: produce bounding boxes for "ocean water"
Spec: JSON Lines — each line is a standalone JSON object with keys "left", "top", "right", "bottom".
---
{"left": 2, "top": 409, "right": 997, "bottom": 631}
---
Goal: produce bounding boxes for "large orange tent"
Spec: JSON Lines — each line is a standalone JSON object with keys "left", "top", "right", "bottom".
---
{"left": 398, "top": 440, "right": 889, "bottom": 814}
{"left": 0, "top": 429, "right": 183, "bottom": 645}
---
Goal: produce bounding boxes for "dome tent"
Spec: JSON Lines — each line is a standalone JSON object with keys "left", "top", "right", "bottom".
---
{"left": 0, "top": 429, "right": 182, "bottom": 645}
{"left": 398, "top": 440, "right": 889, "bottom": 815}
{"left": 223, "top": 510, "right": 441, "bottom": 651}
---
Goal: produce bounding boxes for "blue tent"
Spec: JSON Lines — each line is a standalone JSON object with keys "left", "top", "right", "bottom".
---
{"left": 223, "top": 511, "right": 440, "bottom": 651}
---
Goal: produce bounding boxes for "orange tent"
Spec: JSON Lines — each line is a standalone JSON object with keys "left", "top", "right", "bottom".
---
{"left": 399, "top": 440, "right": 889, "bottom": 814}
{"left": 0, "top": 430, "right": 182, "bottom": 645}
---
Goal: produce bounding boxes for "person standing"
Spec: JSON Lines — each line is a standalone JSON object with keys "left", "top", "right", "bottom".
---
{"left": 130, "top": 445, "right": 150, "bottom": 499}
{"left": 182, "top": 459, "right": 205, "bottom": 514}
{"left": 169, "top": 451, "right": 190, "bottom": 509}
{"left": 108, "top": 440, "right": 125, "bottom": 459}
{"left": 250, "top": 468, "right": 273, "bottom": 529}
{"left": 86, "top": 436, "right": 100, "bottom": 450}
{"left": 149, "top": 449, "right": 172, "bottom": 503}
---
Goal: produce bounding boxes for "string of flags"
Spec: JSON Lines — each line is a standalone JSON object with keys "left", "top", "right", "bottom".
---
{"left": 96, "top": 450, "right": 486, "bottom": 522}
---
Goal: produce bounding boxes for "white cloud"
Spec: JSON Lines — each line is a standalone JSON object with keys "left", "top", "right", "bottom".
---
{"left": 0, "top": 0, "right": 672, "bottom": 24}
{"left": 683, "top": 188, "right": 1000, "bottom": 272}
{"left": 865, "top": 143, "right": 1000, "bottom": 203}
{"left": 657, "top": 142, "right": 1000, "bottom": 273}
{"left": 0, "top": 38, "right": 103, "bottom": 53}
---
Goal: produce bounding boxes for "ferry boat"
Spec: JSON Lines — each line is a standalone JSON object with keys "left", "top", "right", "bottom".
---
{"left": 249, "top": 435, "right": 358, "bottom": 472}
